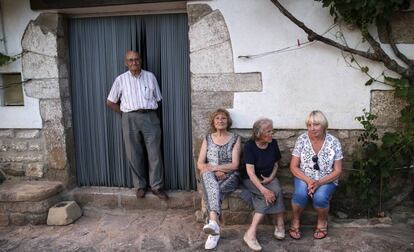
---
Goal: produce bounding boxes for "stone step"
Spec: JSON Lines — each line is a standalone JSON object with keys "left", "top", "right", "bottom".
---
{"left": 202, "top": 185, "right": 321, "bottom": 226}
{"left": 0, "top": 180, "right": 64, "bottom": 226}
{"left": 70, "top": 187, "right": 201, "bottom": 211}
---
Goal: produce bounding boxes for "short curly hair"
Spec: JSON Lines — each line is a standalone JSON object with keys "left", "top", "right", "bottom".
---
{"left": 209, "top": 108, "right": 232, "bottom": 132}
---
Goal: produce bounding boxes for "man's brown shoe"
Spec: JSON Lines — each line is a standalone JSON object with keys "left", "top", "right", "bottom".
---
{"left": 151, "top": 189, "right": 169, "bottom": 200}
{"left": 136, "top": 188, "right": 146, "bottom": 198}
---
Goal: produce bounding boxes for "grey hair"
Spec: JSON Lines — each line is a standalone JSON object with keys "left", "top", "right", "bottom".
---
{"left": 251, "top": 118, "right": 273, "bottom": 141}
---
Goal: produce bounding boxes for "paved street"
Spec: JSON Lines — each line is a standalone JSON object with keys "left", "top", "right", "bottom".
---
{"left": 0, "top": 207, "right": 413, "bottom": 252}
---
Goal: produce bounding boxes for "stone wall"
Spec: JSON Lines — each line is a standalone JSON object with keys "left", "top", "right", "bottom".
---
{"left": 0, "top": 129, "right": 45, "bottom": 179}
{"left": 0, "top": 13, "right": 75, "bottom": 187}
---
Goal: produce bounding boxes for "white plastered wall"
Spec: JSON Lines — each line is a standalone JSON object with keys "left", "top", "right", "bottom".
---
{"left": 205, "top": 0, "right": 414, "bottom": 129}
{"left": 0, "top": 0, "right": 41, "bottom": 128}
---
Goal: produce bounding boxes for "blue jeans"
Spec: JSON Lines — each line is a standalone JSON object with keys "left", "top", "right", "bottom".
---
{"left": 291, "top": 177, "right": 337, "bottom": 209}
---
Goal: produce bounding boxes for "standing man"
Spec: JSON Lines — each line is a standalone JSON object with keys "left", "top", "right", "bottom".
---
{"left": 107, "top": 50, "right": 168, "bottom": 200}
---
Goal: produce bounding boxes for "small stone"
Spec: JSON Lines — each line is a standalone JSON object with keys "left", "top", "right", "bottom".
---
{"left": 47, "top": 201, "right": 82, "bottom": 225}
{"left": 336, "top": 211, "right": 348, "bottom": 219}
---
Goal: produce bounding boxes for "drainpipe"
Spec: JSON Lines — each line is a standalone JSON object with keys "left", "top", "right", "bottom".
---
{"left": 0, "top": 1, "right": 8, "bottom": 54}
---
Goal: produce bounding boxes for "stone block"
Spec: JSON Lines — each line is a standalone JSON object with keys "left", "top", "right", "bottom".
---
{"left": 0, "top": 180, "right": 63, "bottom": 202}
{"left": 222, "top": 210, "right": 251, "bottom": 225}
{"left": 34, "top": 13, "right": 62, "bottom": 37}
{"left": 191, "top": 91, "right": 234, "bottom": 110}
{"left": 5, "top": 194, "right": 61, "bottom": 214}
{"left": 0, "top": 130, "right": 14, "bottom": 138}
{"left": 274, "top": 130, "right": 297, "bottom": 140}
{"left": 59, "top": 79, "right": 70, "bottom": 98}
{"left": 0, "top": 163, "right": 25, "bottom": 176}
{"left": 0, "top": 213, "right": 9, "bottom": 226}
{"left": 58, "top": 58, "right": 69, "bottom": 78}
{"left": 221, "top": 198, "right": 229, "bottom": 210}
{"left": 28, "top": 140, "right": 43, "bottom": 151}
{"left": 27, "top": 212, "right": 48, "bottom": 225}
{"left": 187, "top": 3, "right": 212, "bottom": 26}
{"left": 22, "top": 52, "right": 59, "bottom": 79}
{"left": 0, "top": 139, "right": 28, "bottom": 152}
{"left": 192, "top": 109, "right": 213, "bottom": 139}
{"left": 40, "top": 99, "right": 63, "bottom": 122}
{"left": 337, "top": 130, "right": 350, "bottom": 139}
{"left": 166, "top": 191, "right": 198, "bottom": 209}
{"left": 25, "top": 163, "right": 45, "bottom": 178}
{"left": 120, "top": 191, "right": 168, "bottom": 210}
{"left": 192, "top": 72, "right": 262, "bottom": 92}
{"left": 228, "top": 197, "right": 252, "bottom": 211}
{"left": 47, "top": 146, "right": 68, "bottom": 170}
{"left": 24, "top": 79, "right": 61, "bottom": 99}
{"left": 47, "top": 201, "right": 82, "bottom": 225}
{"left": 15, "top": 130, "right": 41, "bottom": 139}
{"left": 61, "top": 97, "right": 73, "bottom": 128}
{"left": 9, "top": 212, "right": 26, "bottom": 225}
{"left": 0, "top": 152, "right": 44, "bottom": 162}
{"left": 189, "top": 10, "right": 230, "bottom": 52}
{"left": 190, "top": 41, "right": 234, "bottom": 74}
{"left": 22, "top": 21, "right": 57, "bottom": 57}
{"left": 371, "top": 90, "right": 406, "bottom": 128}
{"left": 72, "top": 187, "right": 120, "bottom": 209}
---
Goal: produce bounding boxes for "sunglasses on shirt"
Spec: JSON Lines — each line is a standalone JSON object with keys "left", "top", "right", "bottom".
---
{"left": 312, "top": 155, "right": 320, "bottom": 170}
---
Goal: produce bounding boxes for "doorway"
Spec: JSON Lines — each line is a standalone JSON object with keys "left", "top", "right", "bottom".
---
{"left": 68, "top": 13, "right": 195, "bottom": 190}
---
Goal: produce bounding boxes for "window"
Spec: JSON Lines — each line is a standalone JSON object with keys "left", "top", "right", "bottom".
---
{"left": 0, "top": 73, "right": 24, "bottom": 106}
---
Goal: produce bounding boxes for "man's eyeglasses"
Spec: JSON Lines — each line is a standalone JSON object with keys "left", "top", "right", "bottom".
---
{"left": 127, "top": 58, "right": 140, "bottom": 62}
{"left": 312, "top": 155, "right": 320, "bottom": 170}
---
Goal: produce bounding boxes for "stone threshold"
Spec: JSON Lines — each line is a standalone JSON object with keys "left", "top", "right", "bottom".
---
{"left": 68, "top": 187, "right": 201, "bottom": 211}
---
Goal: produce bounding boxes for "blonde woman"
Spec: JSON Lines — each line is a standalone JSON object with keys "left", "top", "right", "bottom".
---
{"left": 289, "top": 110, "right": 343, "bottom": 240}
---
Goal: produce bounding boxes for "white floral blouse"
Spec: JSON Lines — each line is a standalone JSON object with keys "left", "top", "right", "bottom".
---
{"left": 292, "top": 132, "right": 343, "bottom": 185}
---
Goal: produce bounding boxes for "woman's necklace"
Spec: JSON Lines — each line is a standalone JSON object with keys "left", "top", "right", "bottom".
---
{"left": 310, "top": 136, "right": 325, "bottom": 154}
{"left": 256, "top": 141, "right": 268, "bottom": 149}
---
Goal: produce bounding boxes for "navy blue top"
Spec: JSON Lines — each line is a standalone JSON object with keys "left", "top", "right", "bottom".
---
{"left": 244, "top": 139, "right": 281, "bottom": 178}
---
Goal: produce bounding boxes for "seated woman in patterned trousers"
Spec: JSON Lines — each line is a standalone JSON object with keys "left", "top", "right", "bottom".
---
{"left": 197, "top": 108, "right": 241, "bottom": 250}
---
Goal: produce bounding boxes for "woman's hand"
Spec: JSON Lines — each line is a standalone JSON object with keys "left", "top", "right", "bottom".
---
{"left": 307, "top": 180, "right": 322, "bottom": 198}
{"left": 260, "top": 175, "right": 273, "bottom": 185}
{"left": 261, "top": 187, "right": 276, "bottom": 206}
{"left": 214, "top": 171, "right": 226, "bottom": 181}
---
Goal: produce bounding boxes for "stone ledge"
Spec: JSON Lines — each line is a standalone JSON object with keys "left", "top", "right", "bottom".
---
{"left": 71, "top": 187, "right": 201, "bottom": 211}
{"left": 0, "top": 180, "right": 63, "bottom": 202}
{"left": 192, "top": 72, "right": 262, "bottom": 92}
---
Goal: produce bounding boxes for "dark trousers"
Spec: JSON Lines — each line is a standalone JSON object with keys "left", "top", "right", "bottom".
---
{"left": 122, "top": 111, "right": 163, "bottom": 190}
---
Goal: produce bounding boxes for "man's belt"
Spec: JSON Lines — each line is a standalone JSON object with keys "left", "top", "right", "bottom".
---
{"left": 131, "top": 109, "right": 155, "bottom": 113}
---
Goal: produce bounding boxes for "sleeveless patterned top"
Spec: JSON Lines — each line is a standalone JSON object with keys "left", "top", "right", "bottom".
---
{"left": 206, "top": 132, "right": 239, "bottom": 166}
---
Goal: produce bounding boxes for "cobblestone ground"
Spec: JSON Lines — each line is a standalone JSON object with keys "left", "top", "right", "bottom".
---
{"left": 0, "top": 208, "right": 413, "bottom": 252}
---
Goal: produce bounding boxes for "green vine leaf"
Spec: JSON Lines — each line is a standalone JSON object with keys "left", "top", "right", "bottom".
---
{"left": 0, "top": 53, "right": 16, "bottom": 66}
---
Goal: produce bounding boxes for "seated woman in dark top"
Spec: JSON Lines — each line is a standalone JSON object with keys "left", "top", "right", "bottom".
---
{"left": 241, "top": 118, "right": 285, "bottom": 251}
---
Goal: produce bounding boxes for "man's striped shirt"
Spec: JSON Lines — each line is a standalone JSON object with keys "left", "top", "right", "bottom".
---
{"left": 107, "top": 70, "right": 162, "bottom": 112}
